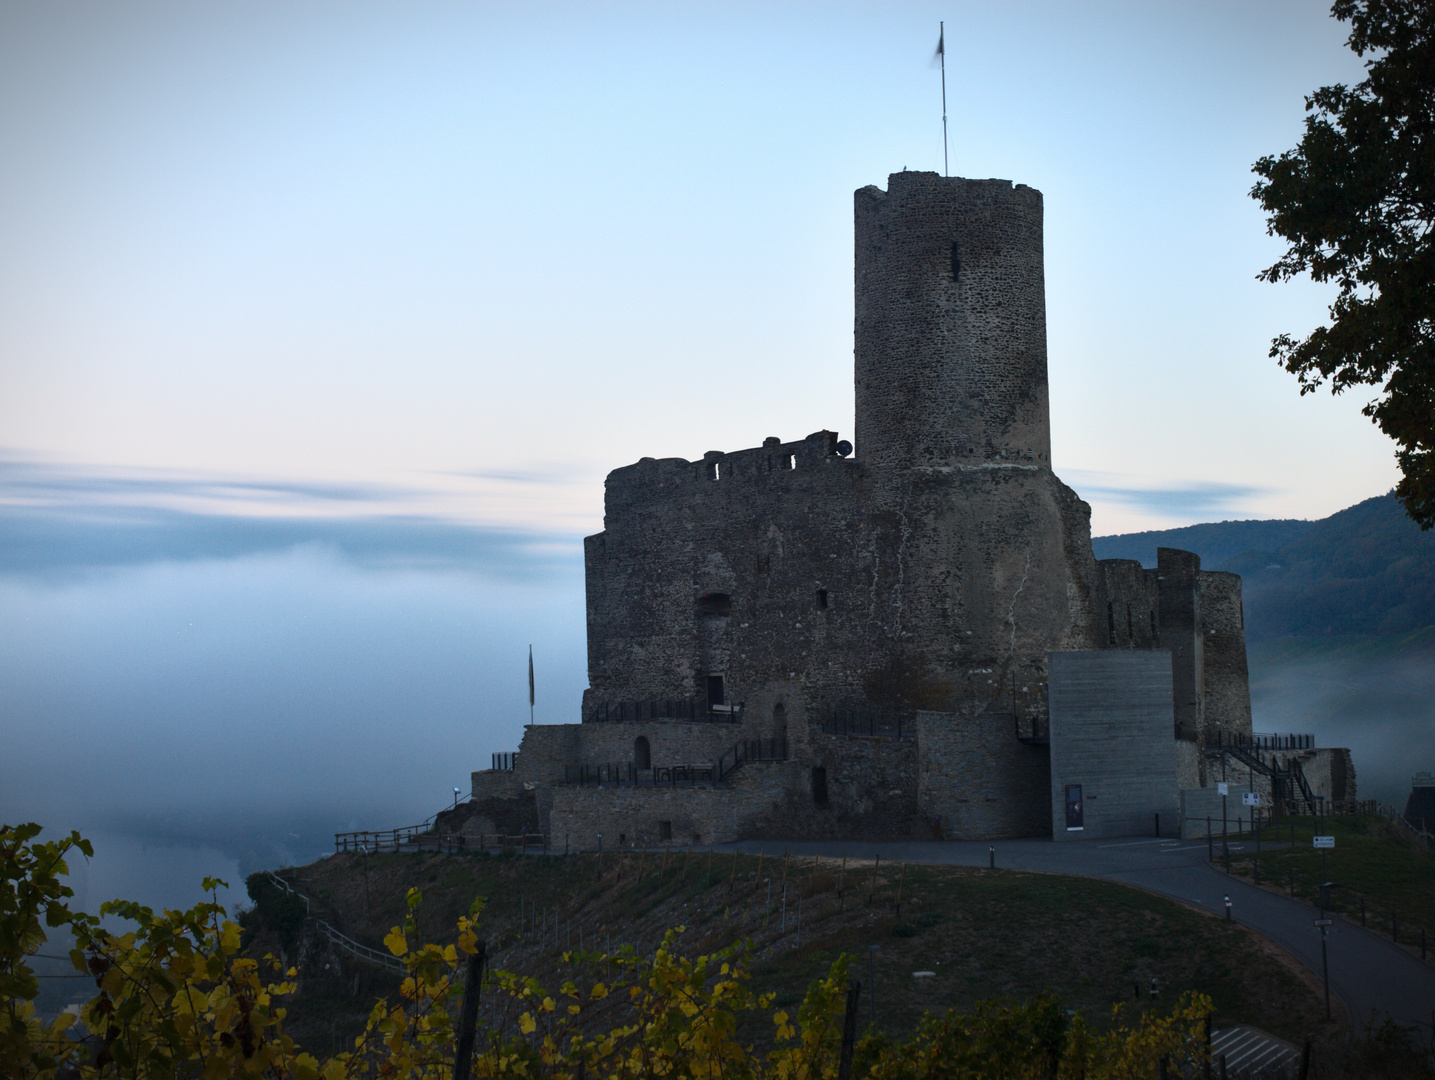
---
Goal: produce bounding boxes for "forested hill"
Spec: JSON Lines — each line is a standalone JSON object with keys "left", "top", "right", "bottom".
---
{"left": 1093, "top": 494, "right": 1435, "bottom": 643}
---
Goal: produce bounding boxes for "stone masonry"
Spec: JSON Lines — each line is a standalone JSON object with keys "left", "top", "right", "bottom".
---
{"left": 470, "top": 171, "right": 1271, "bottom": 845}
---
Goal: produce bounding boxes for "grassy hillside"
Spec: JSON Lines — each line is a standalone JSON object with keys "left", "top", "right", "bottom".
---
{"left": 249, "top": 849, "right": 1334, "bottom": 1056}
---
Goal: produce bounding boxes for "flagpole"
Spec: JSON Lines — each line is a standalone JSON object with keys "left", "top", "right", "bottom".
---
{"left": 940, "top": 21, "right": 948, "bottom": 177}
{"left": 528, "top": 645, "right": 535, "bottom": 725}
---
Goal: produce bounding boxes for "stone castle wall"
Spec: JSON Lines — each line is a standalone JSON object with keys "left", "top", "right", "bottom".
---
{"left": 467, "top": 170, "right": 1268, "bottom": 846}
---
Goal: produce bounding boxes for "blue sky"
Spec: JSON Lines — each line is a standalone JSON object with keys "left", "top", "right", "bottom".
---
{"left": 0, "top": 3, "right": 1416, "bottom": 886}
{"left": 1, "top": 0, "right": 1396, "bottom": 536}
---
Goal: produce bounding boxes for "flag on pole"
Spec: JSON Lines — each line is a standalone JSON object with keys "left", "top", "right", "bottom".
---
{"left": 933, "top": 26, "right": 943, "bottom": 62}
{"left": 528, "top": 645, "right": 535, "bottom": 708}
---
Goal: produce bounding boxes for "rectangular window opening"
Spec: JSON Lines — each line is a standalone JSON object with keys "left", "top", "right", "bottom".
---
{"left": 816, "top": 588, "right": 828, "bottom": 610}
{"left": 784, "top": 454, "right": 795, "bottom": 470}
{"left": 659, "top": 820, "right": 673, "bottom": 841}
{"left": 706, "top": 675, "right": 725, "bottom": 708}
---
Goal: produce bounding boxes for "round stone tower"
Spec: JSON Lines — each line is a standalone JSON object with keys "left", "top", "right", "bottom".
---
{"left": 853, "top": 172, "right": 1051, "bottom": 471}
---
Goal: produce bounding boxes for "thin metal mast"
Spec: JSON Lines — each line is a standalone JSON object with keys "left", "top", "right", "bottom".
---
{"left": 939, "top": 22, "right": 948, "bottom": 177}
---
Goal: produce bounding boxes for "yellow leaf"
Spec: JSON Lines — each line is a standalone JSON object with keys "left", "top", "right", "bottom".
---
{"left": 542, "top": 996, "right": 555, "bottom": 1013}
{"left": 220, "top": 920, "right": 241, "bottom": 953}
{"left": 519, "top": 1012, "right": 537, "bottom": 1035}
{"left": 590, "top": 982, "right": 608, "bottom": 1000}
{"left": 384, "top": 929, "right": 408, "bottom": 957}
{"left": 568, "top": 1005, "right": 581, "bottom": 1015}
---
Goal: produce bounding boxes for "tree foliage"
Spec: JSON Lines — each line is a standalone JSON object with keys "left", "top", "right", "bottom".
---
{"left": 1251, "top": 0, "right": 1435, "bottom": 527}
{"left": 3, "top": 823, "right": 1216, "bottom": 1079}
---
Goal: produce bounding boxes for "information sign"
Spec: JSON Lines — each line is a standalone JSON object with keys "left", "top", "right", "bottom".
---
{"left": 1313, "top": 835, "right": 1335, "bottom": 849}
{"left": 1313, "top": 918, "right": 1333, "bottom": 927}
{"left": 1217, "top": 782, "right": 1229, "bottom": 796}
{"left": 1242, "top": 792, "right": 1259, "bottom": 806}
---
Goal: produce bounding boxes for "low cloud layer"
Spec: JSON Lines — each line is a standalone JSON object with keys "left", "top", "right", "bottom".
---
{"left": 0, "top": 455, "right": 584, "bottom": 581}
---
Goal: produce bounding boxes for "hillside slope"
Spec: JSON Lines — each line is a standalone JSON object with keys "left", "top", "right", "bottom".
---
{"left": 1093, "top": 494, "right": 1435, "bottom": 643}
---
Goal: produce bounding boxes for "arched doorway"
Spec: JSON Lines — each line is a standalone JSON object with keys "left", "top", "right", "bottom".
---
{"left": 634, "top": 736, "right": 651, "bottom": 771}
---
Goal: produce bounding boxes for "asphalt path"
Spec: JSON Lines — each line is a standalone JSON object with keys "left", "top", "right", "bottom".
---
{"left": 721, "top": 836, "right": 1435, "bottom": 1040}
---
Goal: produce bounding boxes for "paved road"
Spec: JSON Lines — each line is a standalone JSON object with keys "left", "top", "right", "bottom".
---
{"left": 723, "top": 836, "right": 1435, "bottom": 1039}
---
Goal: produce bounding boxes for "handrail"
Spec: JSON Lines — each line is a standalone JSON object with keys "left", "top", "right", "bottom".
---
{"left": 265, "top": 871, "right": 309, "bottom": 915}
{"left": 823, "top": 712, "right": 911, "bottom": 740}
{"left": 716, "top": 737, "right": 787, "bottom": 782}
{"left": 315, "top": 919, "right": 406, "bottom": 973}
{"left": 267, "top": 872, "right": 404, "bottom": 972}
{"left": 586, "top": 699, "right": 745, "bottom": 724}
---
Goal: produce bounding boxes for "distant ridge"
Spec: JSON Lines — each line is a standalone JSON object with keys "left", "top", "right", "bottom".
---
{"left": 1094, "top": 494, "right": 1435, "bottom": 643}
{"left": 1091, "top": 519, "right": 1312, "bottom": 569}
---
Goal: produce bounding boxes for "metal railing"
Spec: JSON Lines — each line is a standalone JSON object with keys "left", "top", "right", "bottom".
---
{"left": 586, "top": 699, "right": 744, "bottom": 724}
{"left": 716, "top": 737, "right": 787, "bottom": 782}
{"left": 1212, "top": 740, "right": 1322, "bottom": 815}
{"left": 492, "top": 752, "right": 517, "bottom": 771}
{"left": 822, "top": 711, "right": 912, "bottom": 740}
{"left": 265, "top": 872, "right": 404, "bottom": 973}
{"left": 561, "top": 762, "right": 718, "bottom": 787}
{"left": 333, "top": 829, "right": 549, "bottom": 854}
{"left": 1218, "top": 815, "right": 1433, "bottom": 963}
{"left": 1238, "top": 731, "right": 1315, "bottom": 750}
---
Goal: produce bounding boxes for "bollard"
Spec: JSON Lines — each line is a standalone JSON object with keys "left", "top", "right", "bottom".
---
{"left": 1207, "top": 818, "right": 1213, "bottom": 861}
{"left": 1224, "top": 895, "right": 1232, "bottom": 921}
{"left": 1289, "top": 869, "right": 1295, "bottom": 898}
{"left": 988, "top": 845, "right": 995, "bottom": 869}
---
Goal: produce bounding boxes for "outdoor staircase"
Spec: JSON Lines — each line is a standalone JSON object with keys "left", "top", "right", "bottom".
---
{"left": 1211, "top": 740, "right": 1319, "bottom": 815}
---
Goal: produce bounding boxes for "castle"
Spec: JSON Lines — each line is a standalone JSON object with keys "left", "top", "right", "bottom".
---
{"left": 464, "top": 171, "right": 1352, "bottom": 846}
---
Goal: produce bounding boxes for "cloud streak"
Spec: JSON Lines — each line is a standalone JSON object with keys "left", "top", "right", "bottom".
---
{"left": 0, "top": 457, "right": 583, "bottom": 581}
{"left": 1063, "top": 470, "right": 1273, "bottom": 522}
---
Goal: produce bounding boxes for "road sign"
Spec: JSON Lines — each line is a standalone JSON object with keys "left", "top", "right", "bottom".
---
{"left": 1313, "top": 918, "right": 1333, "bottom": 927}
{"left": 1242, "top": 792, "right": 1259, "bottom": 806}
{"left": 1217, "top": 782, "right": 1229, "bottom": 796}
{"left": 1313, "top": 835, "right": 1335, "bottom": 848}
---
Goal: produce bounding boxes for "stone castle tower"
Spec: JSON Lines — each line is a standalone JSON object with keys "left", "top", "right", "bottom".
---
{"left": 468, "top": 172, "right": 1262, "bottom": 846}
{"left": 854, "top": 173, "right": 1050, "bottom": 471}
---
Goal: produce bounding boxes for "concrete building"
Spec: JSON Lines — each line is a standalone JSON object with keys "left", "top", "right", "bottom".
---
{"left": 461, "top": 171, "right": 1349, "bottom": 846}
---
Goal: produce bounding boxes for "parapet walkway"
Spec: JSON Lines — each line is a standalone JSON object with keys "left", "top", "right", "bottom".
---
{"left": 724, "top": 836, "right": 1435, "bottom": 1039}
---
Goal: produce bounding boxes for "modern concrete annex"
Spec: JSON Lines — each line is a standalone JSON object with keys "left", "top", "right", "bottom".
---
{"left": 461, "top": 171, "right": 1354, "bottom": 846}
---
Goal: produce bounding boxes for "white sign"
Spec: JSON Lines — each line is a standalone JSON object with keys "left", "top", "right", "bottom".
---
{"left": 1313, "top": 835, "right": 1335, "bottom": 849}
{"left": 1242, "top": 792, "right": 1260, "bottom": 807}
{"left": 1217, "top": 782, "right": 1229, "bottom": 796}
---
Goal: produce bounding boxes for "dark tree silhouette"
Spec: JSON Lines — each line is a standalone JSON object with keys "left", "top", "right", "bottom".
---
{"left": 1252, "top": 0, "right": 1435, "bottom": 527}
